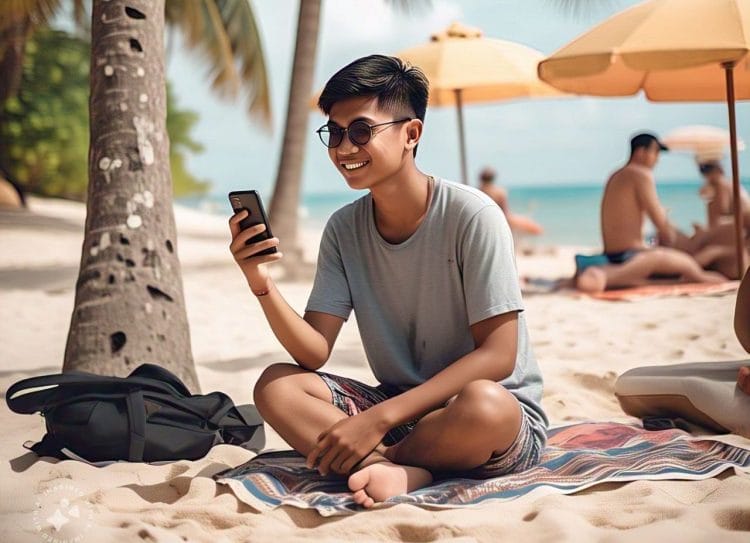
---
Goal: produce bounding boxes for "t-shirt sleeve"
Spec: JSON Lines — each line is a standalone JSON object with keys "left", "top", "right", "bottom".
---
{"left": 459, "top": 205, "right": 524, "bottom": 325}
{"left": 305, "top": 220, "right": 353, "bottom": 320}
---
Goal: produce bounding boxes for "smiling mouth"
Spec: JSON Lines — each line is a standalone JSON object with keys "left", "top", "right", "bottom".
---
{"left": 341, "top": 160, "right": 369, "bottom": 171}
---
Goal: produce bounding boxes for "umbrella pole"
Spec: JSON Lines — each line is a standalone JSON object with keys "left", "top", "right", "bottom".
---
{"left": 454, "top": 89, "right": 468, "bottom": 184}
{"left": 724, "top": 62, "right": 745, "bottom": 279}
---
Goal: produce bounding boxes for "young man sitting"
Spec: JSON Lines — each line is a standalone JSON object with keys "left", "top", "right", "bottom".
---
{"left": 229, "top": 55, "right": 547, "bottom": 508}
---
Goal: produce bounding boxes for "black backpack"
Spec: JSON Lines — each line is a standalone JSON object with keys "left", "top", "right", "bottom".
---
{"left": 5, "top": 363, "right": 265, "bottom": 463}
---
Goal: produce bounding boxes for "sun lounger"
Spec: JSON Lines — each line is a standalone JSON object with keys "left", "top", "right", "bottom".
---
{"left": 615, "top": 360, "right": 750, "bottom": 437}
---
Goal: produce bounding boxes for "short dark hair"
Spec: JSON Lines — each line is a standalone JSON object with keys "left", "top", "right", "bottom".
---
{"left": 630, "top": 132, "right": 668, "bottom": 156}
{"left": 318, "top": 54, "right": 430, "bottom": 156}
{"left": 479, "top": 167, "right": 496, "bottom": 183}
{"left": 699, "top": 161, "right": 723, "bottom": 175}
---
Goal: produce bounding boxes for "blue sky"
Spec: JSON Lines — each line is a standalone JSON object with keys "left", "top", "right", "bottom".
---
{"left": 165, "top": 0, "right": 749, "bottom": 197}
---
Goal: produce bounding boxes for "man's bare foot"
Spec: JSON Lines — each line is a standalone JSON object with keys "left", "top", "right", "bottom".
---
{"left": 738, "top": 366, "right": 750, "bottom": 395}
{"left": 348, "top": 461, "right": 433, "bottom": 508}
{"left": 576, "top": 267, "right": 607, "bottom": 293}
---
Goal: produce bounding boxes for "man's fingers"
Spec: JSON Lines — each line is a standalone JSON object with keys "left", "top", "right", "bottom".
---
{"left": 228, "top": 209, "right": 248, "bottom": 237}
{"left": 306, "top": 437, "right": 328, "bottom": 469}
{"left": 229, "top": 222, "right": 268, "bottom": 252}
{"left": 305, "top": 447, "right": 320, "bottom": 469}
{"left": 250, "top": 252, "right": 283, "bottom": 266}
{"left": 316, "top": 446, "right": 341, "bottom": 476}
{"left": 332, "top": 451, "right": 357, "bottom": 475}
{"left": 234, "top": 237, "right": 279, "bottom": 260}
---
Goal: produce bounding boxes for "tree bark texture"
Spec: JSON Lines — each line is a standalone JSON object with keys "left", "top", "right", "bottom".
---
{"left": 269, "top": 0, "right": 321, "bottom": 275}
{"left": 63, "top": 0, "right": 199, "bottom": 392}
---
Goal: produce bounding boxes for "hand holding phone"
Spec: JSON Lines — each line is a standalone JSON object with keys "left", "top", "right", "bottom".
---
{"left": 228, "top": 191, "right": 281, "bottom": 288}
{"left": 229, "top": 190, "right": 277, "bottom": 256}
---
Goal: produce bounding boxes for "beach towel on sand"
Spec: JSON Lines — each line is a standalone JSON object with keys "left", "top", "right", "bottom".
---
{"left": 214, "top": 422, "right": 750, "bottom": 516}
{"left": 586, "top": 281, "right": 739, "bottom": 302}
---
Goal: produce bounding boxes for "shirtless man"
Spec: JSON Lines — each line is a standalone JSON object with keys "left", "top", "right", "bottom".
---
{"left": 577, "top": 133, "right": 725, "bottom": 292}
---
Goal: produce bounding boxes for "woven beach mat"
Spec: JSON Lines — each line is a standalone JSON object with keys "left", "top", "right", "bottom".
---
{"left": 215, "top": 421, "right": 750, "bottom": 516}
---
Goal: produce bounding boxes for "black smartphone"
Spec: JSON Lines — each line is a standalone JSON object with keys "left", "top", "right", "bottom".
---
{"left": 228, "top": 190, "right": 277, "bottom": 256}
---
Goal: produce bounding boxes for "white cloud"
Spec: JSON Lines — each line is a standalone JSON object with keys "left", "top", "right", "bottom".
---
{"left": 321, "top": 0, "right": 464, "bottom": 49}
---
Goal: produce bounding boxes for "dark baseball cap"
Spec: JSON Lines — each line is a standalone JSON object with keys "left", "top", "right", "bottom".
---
{"left": 630, "top": 132, "right": 669, "bottom": 152}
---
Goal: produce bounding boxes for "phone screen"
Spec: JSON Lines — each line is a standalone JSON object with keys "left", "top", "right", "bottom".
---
{"left": 228, "top": 191, "right": 277, "bottom": 256}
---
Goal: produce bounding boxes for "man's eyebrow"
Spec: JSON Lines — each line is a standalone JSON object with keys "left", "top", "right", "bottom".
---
{"left": 327, "top": 115, "right": 376, "bottom": 126}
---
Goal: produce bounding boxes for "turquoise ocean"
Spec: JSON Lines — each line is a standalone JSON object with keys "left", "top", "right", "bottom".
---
{"left": 178, "top": 179, "right": 750, "bottom": 248}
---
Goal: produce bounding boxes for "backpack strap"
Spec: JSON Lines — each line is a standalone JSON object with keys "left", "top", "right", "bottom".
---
{"left": 128, "top": 363, "right": 192, "bottom": 396}
{"left": 125, "top": 390, "right": 147, "bottom": 462}
{"left": 6, "top": 369, "right": 188, "bottom": 415}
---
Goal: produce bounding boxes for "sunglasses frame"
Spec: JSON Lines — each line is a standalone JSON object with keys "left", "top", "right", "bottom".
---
{"left": 316, "top": 118, "right": 412, "bottom": 149}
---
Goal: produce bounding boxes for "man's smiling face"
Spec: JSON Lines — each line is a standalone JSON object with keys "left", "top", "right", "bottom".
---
{"left": 326, "top": 96, "right": 413, "bottom": 191}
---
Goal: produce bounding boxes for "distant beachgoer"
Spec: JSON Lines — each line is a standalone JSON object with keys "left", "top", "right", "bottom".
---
{"left": 697, "top": 161, "right": 750, "bottom": 229}
{"left": 478, "top": 167, "right": 543, "bottom": 237}
{"left": 576, "top": 133, "right": 725, "bottom": 293}
{"left": 662, "top": 161, "right": 750, "bottom": 280}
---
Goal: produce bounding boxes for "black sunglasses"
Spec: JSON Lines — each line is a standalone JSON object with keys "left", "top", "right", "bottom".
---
{"left": 316, "top": 118, "right": 412, "bottom": 149}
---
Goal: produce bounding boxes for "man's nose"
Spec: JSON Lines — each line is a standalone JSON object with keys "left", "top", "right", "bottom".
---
{"left": 338, "top": 134, "right": 360, "bottom": 154}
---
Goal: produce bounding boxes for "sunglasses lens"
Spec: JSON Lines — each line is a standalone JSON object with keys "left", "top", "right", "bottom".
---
{"left": 319, "top": 127, "right": 342, "bottom": 148}
{"left": 349, "top": 121, "right": 371, "bottom": 145}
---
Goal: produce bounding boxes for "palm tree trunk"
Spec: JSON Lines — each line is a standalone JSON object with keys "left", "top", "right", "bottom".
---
{"left": 63, "top": 0, "right": 199, "bottom": 392}
{"left": 269, "top": 0, "right": 321, "bottom": 277}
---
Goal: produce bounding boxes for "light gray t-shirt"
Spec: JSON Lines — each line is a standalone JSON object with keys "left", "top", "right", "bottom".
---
{"left": 306, "top": 177, "right": 548, "bottom": 438}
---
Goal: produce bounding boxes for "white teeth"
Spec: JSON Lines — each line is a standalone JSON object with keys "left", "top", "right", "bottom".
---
{"left": 342, "top": 161, "right": 368, "bottom": 170}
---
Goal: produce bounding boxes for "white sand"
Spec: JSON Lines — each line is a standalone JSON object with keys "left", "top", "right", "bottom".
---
{"left": 1, "top": 197, "right": 749, "bottom": 542}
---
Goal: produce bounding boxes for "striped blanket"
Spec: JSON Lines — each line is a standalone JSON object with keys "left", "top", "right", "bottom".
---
{"left": 214, "top": 422, "right": 750, "bottom": 516}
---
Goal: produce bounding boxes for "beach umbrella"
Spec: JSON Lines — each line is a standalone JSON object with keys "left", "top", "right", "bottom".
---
{"left": 538, "top": 0, "right": 750, "bottom": 277}
{"left": 395, "top": 22, "right": 565, "bottom": 184}
{"left": 662, "top": 125, "right": 746, "bottom": 162}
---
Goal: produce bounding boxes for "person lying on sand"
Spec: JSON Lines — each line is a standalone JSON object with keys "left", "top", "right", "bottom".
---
{"left": 229, "top": 55, "right": 548, "bottom": 508}
{"left": 478, "top": 166, "right": 543, "bottom": 238}
{"left": 576, "top": 133, "right": 726, "bottom": 293}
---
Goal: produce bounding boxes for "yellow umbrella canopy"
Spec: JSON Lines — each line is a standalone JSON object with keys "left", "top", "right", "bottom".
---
{"left": 398, "top": 22, "right": 563, "bottom": 106}
{"left": 538, "top": 0, "right": 750, "bottom": 277}
{"left": 396, "top": 22, "right": 565, "bottom": 183}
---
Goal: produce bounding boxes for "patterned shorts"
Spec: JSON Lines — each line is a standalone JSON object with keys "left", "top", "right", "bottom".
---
{"left": 317, "top": 371, "right": 544, "bottom": 479}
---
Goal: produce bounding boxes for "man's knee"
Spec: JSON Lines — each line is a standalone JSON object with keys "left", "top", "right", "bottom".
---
{"left": 253, "top": 363, "right": 332, "bottom": 413}
{"left": 452, "top": 379, "right": 519, "bottom": 427}
{"left": 253, "top": 362, "right": 304, "bottom": 406}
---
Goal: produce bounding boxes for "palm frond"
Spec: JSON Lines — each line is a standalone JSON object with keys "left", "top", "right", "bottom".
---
{"left": 545, "top": 0, "right": 625, "bottom": 20}
{"left": 386, "top": 0, "right": 433, "bottom": 15}
{"left": 166, "top": 0, "right": 271, "bottom": 127}
{"left": 72, "top": 0, "right": 87, "bottom": 29}
{"left": 0, "top": 0, "right": 62, "bottom": 31}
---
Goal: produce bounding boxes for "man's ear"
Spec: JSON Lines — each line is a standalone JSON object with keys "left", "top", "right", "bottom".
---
{"left": 405, "top": 119, "right": 423, "bottom": 151}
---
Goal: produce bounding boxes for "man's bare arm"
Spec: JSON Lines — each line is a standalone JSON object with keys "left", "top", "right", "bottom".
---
{"left": 370, "top": 312, "right": 519, "bottom": 428}
{"left": 253, "top": 284, "right": 344, "bottom": 370}
{"left": 228, "top": 211, "right": 343, "bottom": 370}
{"left": 636, "top": 173, "right": 676, "bottom": 245}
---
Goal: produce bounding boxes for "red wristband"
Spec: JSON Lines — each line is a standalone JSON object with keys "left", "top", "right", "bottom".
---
{"left": 252, "top": 285, "right": 271, "bottom": 297}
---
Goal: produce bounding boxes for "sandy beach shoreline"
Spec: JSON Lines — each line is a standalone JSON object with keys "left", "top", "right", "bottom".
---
{"left": 1, "top": 196, "right": 749, "bottom": 542}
